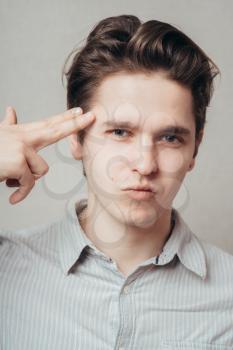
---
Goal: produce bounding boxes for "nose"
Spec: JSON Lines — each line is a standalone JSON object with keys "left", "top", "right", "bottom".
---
{"left": 131, "top": 144, "right": 158, "bottom": 176}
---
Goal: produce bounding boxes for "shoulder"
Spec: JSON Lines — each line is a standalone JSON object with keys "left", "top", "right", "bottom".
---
{"left": 194, "top": 233, "right": 233, "bottom": 282}
{"left": 0, "top": 217, "right": 65, "bottom": 267}
{"left": 198, "top": 235, "right": 233, "bottom": 266}
{"left": 175, "top": 209, "right": 233, "bottom": 276}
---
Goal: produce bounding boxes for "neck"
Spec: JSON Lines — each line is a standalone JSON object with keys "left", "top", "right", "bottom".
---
{"left": 78, "top": 192, "right": 175, "bottom": 276}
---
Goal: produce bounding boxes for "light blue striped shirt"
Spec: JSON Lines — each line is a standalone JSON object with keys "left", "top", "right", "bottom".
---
{"left": 0, "top": 197, "right": 233, "bottom": 349}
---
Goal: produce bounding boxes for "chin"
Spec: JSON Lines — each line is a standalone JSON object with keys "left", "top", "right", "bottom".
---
{"left": 122, "top": 205, "right": 159, "bottom": 229}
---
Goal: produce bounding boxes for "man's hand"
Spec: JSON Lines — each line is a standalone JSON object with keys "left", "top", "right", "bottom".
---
{"left": 0, "top": 106, "right": 95, "bottom": 204}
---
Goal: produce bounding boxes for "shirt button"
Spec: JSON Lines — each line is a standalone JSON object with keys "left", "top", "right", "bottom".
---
{"left": 123, "top": 286, "right": 129, "bottom": 294}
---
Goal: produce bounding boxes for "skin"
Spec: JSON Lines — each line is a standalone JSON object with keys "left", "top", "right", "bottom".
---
{"left": 69, "top": 71, "right": 203, "bottom": 277}
{"left": 0, "top": 107, "right": 96, "bottom": 204}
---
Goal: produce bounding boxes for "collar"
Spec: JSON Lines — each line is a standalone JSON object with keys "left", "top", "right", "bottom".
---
{"left": 57, "top": 197, "right": 95, "bottom": 275}
{"left": 154, "top": 208, "right": 207, "bottom": 280}
{"left": 57, "top": 197, "right": 207, "bottom": 280}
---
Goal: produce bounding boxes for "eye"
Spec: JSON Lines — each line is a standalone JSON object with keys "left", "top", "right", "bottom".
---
{"left": 160, "top": 134, "right": 183, "bottom": 144}
{"left": 110, "top": 128, "right": 130, "bottom": 138}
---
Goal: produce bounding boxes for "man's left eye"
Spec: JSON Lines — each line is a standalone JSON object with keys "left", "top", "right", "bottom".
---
{"left": 162, "top": 134, "right": 181, "bottom": 143}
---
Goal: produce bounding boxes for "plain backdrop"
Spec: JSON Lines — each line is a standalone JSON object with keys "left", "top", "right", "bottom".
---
{"left": 0, "top": 0, "right": 232, "bottom": 254}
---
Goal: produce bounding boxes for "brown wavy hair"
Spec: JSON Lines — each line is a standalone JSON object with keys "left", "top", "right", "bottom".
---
{"left": 62, "top": 14, "right": 220, "bottom": 158}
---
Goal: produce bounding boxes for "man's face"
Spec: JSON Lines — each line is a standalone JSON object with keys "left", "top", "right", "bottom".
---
{"left": 77, "top": 72, "right": 197, "bottom": 228}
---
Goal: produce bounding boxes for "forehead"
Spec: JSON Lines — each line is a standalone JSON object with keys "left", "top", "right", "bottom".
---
{"left": 91, "top": 72, "right": 195, "bottom": 131}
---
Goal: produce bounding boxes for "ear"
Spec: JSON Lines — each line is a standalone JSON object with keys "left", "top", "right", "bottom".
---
{"left": 188, "top": 158, "right": 195, "bottom": 172}
{"left": 68, "top": 133, "right": 83, "bottom": 160}
{"left": 188, "top": 129, "right": 204, "bottom": 172}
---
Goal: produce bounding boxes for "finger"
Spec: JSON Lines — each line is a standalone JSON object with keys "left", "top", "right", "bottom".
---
{"left": 6, "top": 173, "right": 42, "bottom": 188}
{"left": 9, "top": 164, "right": 35, "bottom": 204}
{"left": 5, "top": 147, "right": 49, "bottom": 188}
{"left": 28, "top": 110, "right": 96, "bottom": 151}
{"left": 18, "top": 107, "right": 83, "bottom": 132}
{"left": 1, "top": 106, "right": 17, "bottom": 125}
{"left": 43, "top": 107, "right": 83, "bottom": 125}
{"left": 24, "top": 147, "right": 49, "bottom": 177}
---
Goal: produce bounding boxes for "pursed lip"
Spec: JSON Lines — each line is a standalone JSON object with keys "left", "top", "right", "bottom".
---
{"left": 123, "top": 186, "right": 154, "bottom": 192}
{"left": 123, "top": 186, "right": 156, "bottom": 201}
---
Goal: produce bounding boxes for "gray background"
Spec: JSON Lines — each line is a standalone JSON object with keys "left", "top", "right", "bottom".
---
{"left": 0, "top": 0, "right": 232, "bottom": 254}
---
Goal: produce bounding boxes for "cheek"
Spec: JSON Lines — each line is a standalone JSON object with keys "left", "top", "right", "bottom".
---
{"left": 155, "top": 149, "right": 193, "bottom": 209}
{"left": 107, "top": 157, "right": 131, "bottom": 187}
{"left": 84, "top": 143, "right": 130, "bottom": 189}
{"left": 156, "top": 175, "right": 185, "bottom": 210}
{"left": 157, "top": 148, "right": 191, "bottom": 174}
{"left": 104, "top": 147, "right": 132, "bottom": 185}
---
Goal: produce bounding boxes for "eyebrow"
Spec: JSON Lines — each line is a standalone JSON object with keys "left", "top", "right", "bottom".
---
{"left": 102, "top": 120, "right": 191, "bottom": 136}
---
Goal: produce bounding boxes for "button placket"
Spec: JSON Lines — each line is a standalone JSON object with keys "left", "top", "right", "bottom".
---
{"left": 116, "top": 283, "right": 133, "bottom": 350}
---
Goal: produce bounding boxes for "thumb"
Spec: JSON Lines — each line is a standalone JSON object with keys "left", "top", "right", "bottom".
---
{"left": 1, "top": 106, "right": 17, "bottom": 125}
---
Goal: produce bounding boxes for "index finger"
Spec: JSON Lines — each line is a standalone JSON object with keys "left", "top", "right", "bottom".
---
{"left": 27, "top": 110, "right": 96, "bottom": 151}
{"left": 16, "top": 107, "right": 83, "bottom": 132}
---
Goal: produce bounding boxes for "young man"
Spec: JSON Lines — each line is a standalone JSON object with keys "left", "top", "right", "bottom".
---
{"left": 0, "top": 15, "right": 232, "bottom": 349}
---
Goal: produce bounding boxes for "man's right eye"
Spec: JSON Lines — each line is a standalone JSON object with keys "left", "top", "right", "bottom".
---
{"left": 109, "top": 129, "right": 131, "bottom": 138}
